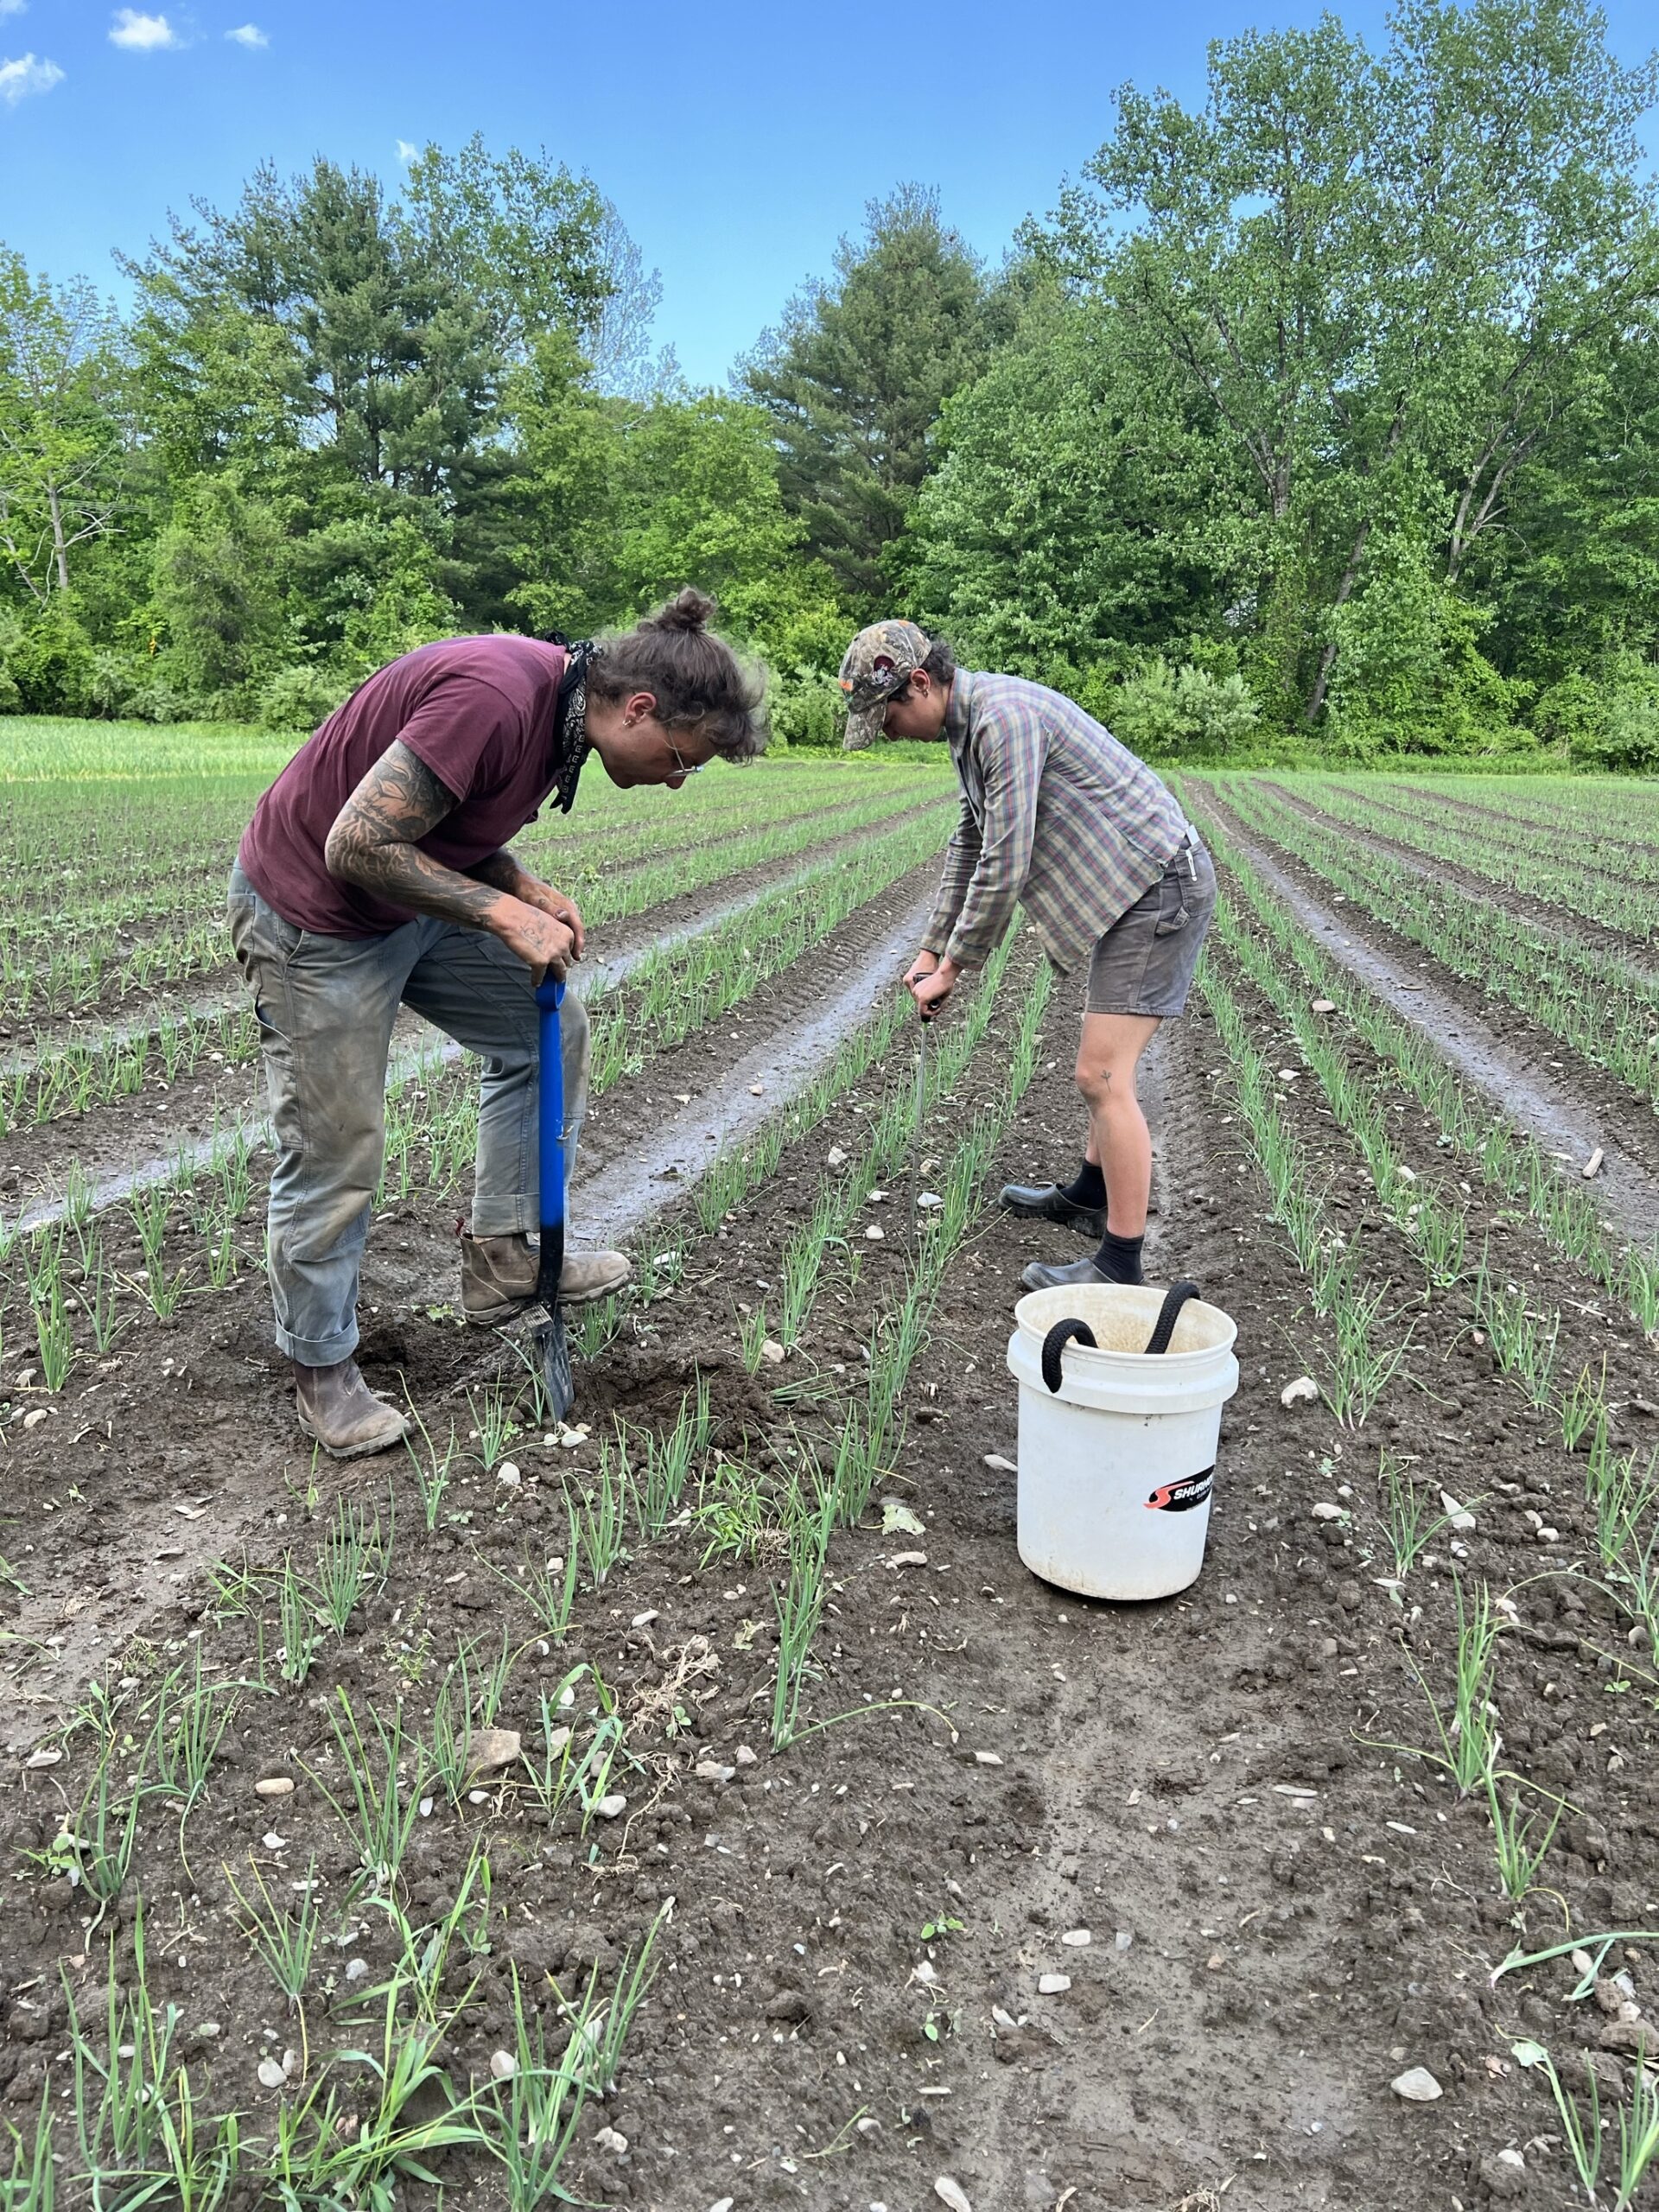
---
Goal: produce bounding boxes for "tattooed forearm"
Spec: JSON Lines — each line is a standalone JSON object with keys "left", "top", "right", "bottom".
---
{"left": 324, "top": 741, "right": 513, "bottom": 930}
{"left": 463, "top": 849, "right": 531, "bottom": 896}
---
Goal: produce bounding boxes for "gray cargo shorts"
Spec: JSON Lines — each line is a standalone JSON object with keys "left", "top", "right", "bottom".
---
{"left": 1085, "top": 835, "right": 1217, "bottom": 1018}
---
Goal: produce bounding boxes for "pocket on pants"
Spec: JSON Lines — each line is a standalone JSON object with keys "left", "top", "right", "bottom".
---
{"left": 1153, "top": 863, "right": 1191, "bottom": 938}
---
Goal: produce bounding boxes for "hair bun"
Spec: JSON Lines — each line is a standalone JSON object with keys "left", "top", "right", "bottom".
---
{"left": 649, "top": 586, "right": 716, "bottom": 634}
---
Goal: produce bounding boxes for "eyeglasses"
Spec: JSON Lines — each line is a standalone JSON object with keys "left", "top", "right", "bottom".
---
{"left": 667, "top": 743, "right": 703, "bottom": 779}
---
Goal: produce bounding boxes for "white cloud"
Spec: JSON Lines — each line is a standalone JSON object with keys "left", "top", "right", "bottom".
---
{"left": 0, "top": 51, "right": 62, "bottom": 103}
{"left": 108, "top": 10, "right": 179, "bottom": 48}
{"left": 226, "top": 22, "right": 266, "bottom": 45}
{"left": 0, "top": 3, "right": 27, "bottom": 20}
{"left": 395, "top": 137, "right": 416, "bottom": 162}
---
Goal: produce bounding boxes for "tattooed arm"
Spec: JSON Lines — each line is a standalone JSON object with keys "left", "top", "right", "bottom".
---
{"left": 323, "top": 741, "right": 575, "bottom": 976}
{"left": 466, "top": 848, "right": 586, "bottom": 957}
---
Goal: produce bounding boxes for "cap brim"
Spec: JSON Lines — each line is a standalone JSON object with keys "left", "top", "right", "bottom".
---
{"left": 842, "top": 702, "right": 887, "bottom": 752}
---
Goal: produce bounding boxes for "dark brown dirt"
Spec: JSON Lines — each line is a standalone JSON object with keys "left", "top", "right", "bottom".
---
{"left": 1258, "top": 779, "right": 1659, "bottom": 971}
{"left": 1198, "top": 783, "right": 1659, "bottom": 1225}
{"left": 7, "top": 877, "right": 1659, "bottom": 2209}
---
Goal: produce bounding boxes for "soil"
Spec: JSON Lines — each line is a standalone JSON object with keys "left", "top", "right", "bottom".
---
{"left": 1255, "top": 779, "right": 1659, "bottom": 974}
{"left": 2, "top": 835, "right": 947, "bottom": 1238}
{"left": 1198, "top": 784, "right": 1659, "bottom": 1243}
{"left": 8, "top": 828, "right": 1659, "bottom": 2212}
{"left": 1, "top": 787, "right": 946, "bottom": 1100}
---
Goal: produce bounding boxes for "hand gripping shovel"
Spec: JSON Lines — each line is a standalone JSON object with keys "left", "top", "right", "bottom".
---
{"left": 529, "top": 975, "right": 575, "bottom": 1423}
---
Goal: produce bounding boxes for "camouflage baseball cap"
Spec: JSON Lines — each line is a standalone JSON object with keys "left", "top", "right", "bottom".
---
{"left": 838, "top": 619, "right": 931, "bottom": 751}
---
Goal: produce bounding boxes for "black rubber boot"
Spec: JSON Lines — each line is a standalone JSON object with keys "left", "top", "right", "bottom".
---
{"left": 1000, "top": 1183, "right": 1106, "bottom": 1238}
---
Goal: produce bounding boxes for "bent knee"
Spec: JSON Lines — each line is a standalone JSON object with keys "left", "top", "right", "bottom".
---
{"left": 1076, "top": 1055, "right": 1135, "bottom": 1105}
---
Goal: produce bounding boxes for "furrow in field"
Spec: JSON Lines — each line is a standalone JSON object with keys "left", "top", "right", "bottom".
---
{"left": 0, "top": 868, "right": 945, "bottom": 1715}
{"left": 0, "top": 791, "right": 951, "bottom": 1175}
{"left": 1190, "top": 785, "right": 1659, "bottom": 1250}
{"left": 1, "top": 778, "right": 944, "bottom": 1052}
{"left": 1259, "top": 778, "right": 1659, "bottom": 970}
{"left": 1387, "top": 775, "right": 1659, "bottom": 860}
{"left": 1217, "top": 777, "right": 1659, "bottom": 1120}
{"left": 1325, "top": 779, "right": 1659, "bottom": 906}
{"left": 573, "top": 886, "right": 938, "bottom": 1249}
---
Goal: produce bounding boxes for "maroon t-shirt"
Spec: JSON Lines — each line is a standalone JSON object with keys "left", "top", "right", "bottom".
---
{"left": 238, "top": 634, "right": 569, "bottom": 937}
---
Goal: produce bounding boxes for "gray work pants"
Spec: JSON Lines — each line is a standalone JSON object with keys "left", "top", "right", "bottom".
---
{"left": 227, "top": 862, "right": 589, "bottom": 1368}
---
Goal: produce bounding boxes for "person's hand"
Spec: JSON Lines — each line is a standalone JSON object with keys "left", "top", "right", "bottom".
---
{"left": 912, "top": 959, "right": 958, "bottom": 1021}
{"left": 513, "top": 877, "right": 586, "bottom": 959}
{"left": 903, "top": 949, "right": 939, "bottom": 990}
{"left": 496, "top": 899, "right": 577, "bottom": 982}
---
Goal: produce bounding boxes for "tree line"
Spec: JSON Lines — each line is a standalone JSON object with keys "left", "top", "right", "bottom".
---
{"left": 2, "top": 0, "right": 1656, "bottom": 762}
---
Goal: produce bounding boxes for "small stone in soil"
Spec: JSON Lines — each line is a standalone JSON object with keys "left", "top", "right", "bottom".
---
{"left": 760, "top": 1338, "right": 786, "bottom": 1365}
{"left": 1061, "top": 1929, "right": 1090, "bottom": 1947}
{"left": 696, "top": 1760, "right": 736, "bottom": 1783}
{"left": 935, "top": 2179, "right": 973, "bottom": 2212}
{"left": 255, "top": 1777, "right": 294, "bottom": 1796}
{"left": 735, "top": 1744, "right": 758, "bottom": 1765}
{"left": 1281, "top": 1376, "right": 1319, "bottom": 1408}
{"left": 974, "top": 1751, "right": 1004, "bottom": 1766}
{"left": 984, "top": 1452, "right": 1017, "bottom": 1473}
{"left": 1037, "top": 1974, "right": 1071, "bottom": 1994}
{"left": 594, "top": 1794, "right": 626, "bottom": 1819}
{"left": 467, "top": 1726, "right": 522, "bottom": 1777}
{"left": 1390, "top": 2067, "right": 1443, "bottom": 2101}
{"left": 1115, "top": 1929, "right": 1134, "bottom": 1951}
{"left": 489, "top": 2049, "right": 516, "bottom": 2081}
{"left": 257, "top": 2058, "right": 286, "bottom": 2088}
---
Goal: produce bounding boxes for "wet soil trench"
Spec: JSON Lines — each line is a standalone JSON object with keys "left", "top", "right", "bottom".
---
{"left": 1256, "top": 779, "right": 1659, "bottom": 977}
{"left": 0, "top": 874, "right": 939, "bottom": 1718}
{"left": 1193, "top": 788, "right": 1659, "bottom": 1252}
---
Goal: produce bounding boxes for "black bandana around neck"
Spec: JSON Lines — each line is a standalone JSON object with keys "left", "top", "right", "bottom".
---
{"left": 546, "top": 635, "right": 599, "bottom": 815}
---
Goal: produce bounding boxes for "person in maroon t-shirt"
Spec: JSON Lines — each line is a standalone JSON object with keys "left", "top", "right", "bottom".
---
{"left": 228, "top": 589, "right": 766, "bottom": 1459}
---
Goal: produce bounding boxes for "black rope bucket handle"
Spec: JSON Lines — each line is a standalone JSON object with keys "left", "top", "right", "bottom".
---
{"left": 1040, "top": 1318, "right": 1096, "bottom": 1394}
{"left": 1039, "top": 1281, "right": 1204, "bottom": 1393}
{"left": 1144, "top": 1280, "right": 1202, "bottom": 1355}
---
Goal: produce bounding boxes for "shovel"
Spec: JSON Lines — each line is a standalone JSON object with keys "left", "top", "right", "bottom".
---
{"left": 528, "top": 974, "right": 575, "bottom": 1423}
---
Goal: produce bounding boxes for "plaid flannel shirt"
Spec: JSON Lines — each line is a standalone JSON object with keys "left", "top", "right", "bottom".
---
{"left": 921, "top": 672, "right": 1191, "bottom": 975}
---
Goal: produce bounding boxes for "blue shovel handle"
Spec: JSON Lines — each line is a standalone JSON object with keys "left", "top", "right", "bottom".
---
{"left": 534, "top": 976, "right": 565, "bottom": 1301}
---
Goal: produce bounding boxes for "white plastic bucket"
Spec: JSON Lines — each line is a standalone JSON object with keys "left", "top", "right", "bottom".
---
{"left": 1006, "top": 1282, "right": 1239, "bottom": 1600}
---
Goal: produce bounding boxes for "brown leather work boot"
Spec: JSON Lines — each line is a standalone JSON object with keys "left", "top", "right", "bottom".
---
{"left": 460, "top": 1231, "right": 631, "bottom": 1323}
{"left": 294, "top": 1359, "right": 410, "bottom": 1459}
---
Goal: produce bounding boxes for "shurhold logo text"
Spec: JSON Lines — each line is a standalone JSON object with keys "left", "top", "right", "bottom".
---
{"left": 1145, "top": 1468, "right": 1215, "bottom": 1514}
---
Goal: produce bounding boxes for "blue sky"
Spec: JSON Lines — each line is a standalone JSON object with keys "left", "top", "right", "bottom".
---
{"left": 2, "top": 0, "right": 1655, "bottom": 389}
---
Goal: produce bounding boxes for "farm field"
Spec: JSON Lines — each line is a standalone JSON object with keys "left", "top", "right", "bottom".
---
{"left": 9, "top": 745, "right": 1659, "bottom": 2208}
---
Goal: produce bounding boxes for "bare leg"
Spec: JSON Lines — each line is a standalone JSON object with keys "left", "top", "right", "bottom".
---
{"left": 1075, "top": 1013, "right": 1162, "bottom": 1237}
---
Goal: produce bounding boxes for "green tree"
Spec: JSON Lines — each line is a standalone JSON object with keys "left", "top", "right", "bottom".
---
{"left": 904, "top": 282, "right": 1246, "bottom": 681}
{"left": 742, "top": 185, "right": 990, "bottom": 607}
{"left": 151, "top": 473, "right": 287, "bottom": 696}
{"left": 1007, "top": 0, "right": 1659, "bottom": 742}
{"left": 0, "top": 251, "right": 130, "bottom": 605}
